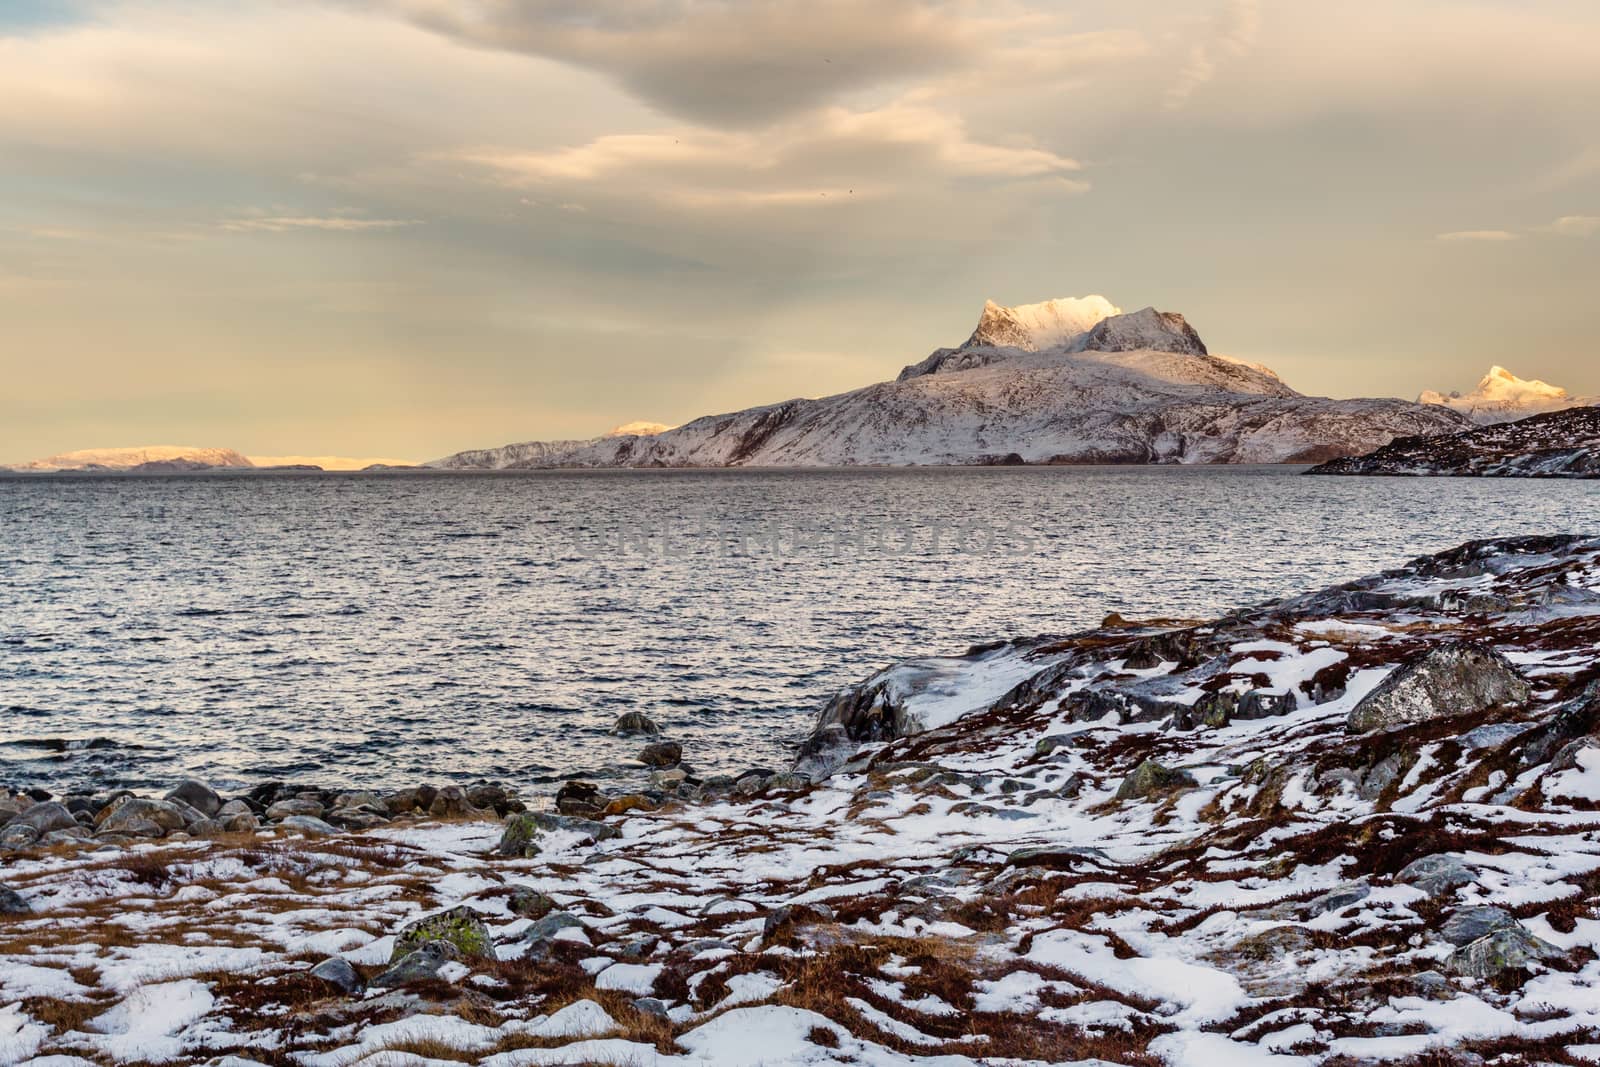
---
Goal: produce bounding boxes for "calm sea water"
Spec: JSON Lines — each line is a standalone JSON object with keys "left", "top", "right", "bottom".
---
{"left": 2, "top": 467, "right": 1597, "bottom": 795}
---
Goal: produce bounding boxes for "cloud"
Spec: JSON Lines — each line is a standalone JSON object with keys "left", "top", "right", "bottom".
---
{"left": 1545, "top": 215, "right": 1600, "bottom": 237}
{"left": 219, "top": 216, "right": 420, "bottom": 233}
{"left": 449, "top": 101, "right": 1085, "bottom": 211}
{"left": 382, "top": 0, "right": 977, "bottom": 125}
{"left": 1436, "top": 230, "right": 1520, "bottom": 242}
{"left": 1165, "top": 0, "right": 1261, "bottom": 109}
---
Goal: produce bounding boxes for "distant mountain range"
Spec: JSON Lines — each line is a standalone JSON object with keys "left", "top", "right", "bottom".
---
{"left": 430, "top": 295, "right": 1468, "bottom": 469}
{"left": 3, "top": 447, "right": 417, "bottom": 473}
{"left": 1309, "top": 405, "right": 1600, "bottom": 479}
{"left": 1418, "top": 365, "right": 1598, "bottom": 425}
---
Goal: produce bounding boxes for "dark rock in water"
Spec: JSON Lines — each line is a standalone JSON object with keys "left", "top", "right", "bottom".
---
{"left": 11, "top": 802, "right": 78, "bottom": 836}
{"left": 310, "top": 957, "right": 365, "bottom": 994}
{"left": 165, "top": 780, "right": 222, "bottom": 818}
{"left": 1347, "top": 642, "right": 1530, "bottom": 733}
{"left": 0, "top": 884, "right": 29, "bottom": 914}
{"left": 610, "top": 712, "right": 661, "bottom": 737}
{"left": 508, "top": 886, "right": 556, "bottom": 919}
{"left": 1395, "top": 854, "right": 1475, "bottom": 897}
{"left": 637, "top": 741, "right": 682, "bottom": 768}
{"left": 555, "top": 781, "right": 610, "bottom": 817}
{"left": 372, "top": 941, "right": 457, "bottom": 987}
{"left": 393, "top": 905, "right": 494, "bottom": 962}
{"left": 1448, "top": 925, "right": 1561, "bottom": 979}
{"left": 1115, "top": 760, "right": 1198, "bottom": 801}
{"left": 1441, "top": 906, "right": 1518, "bottom": 947}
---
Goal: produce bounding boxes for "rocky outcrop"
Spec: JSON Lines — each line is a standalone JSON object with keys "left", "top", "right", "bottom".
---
{"left": 1310, "top": 404, "right": 1600, "bottom": 478}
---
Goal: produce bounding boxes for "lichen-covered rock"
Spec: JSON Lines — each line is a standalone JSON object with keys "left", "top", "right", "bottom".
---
{"left": 392, "top": 905, "right": 494, "bottom": 962}
{"left": 1347, "top": 642, "right": 1530, "bottom": 733}
{"left": 1115, "top": 760, "right": 1198, "bottom": 801}
{"left": 1447, "top": 925, "right": 1561, "bottom": 979}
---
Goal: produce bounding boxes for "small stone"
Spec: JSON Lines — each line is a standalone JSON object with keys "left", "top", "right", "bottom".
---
{"left": 508, "top": 886, "right": 556, "bottom": 919}
{"left": 165, "top": 780, "right": 222, "bottom": 818}
{"left": 310, "top": 957, "right": 365, "bottom": 994}
{"left": 611, "top": 711, "right": 661, "bottom": 736}
{"left": 1305, "top": 882, "right": 1371, "bottom": 916}
{"left": 637, "top": 741, "right": 682, "bottom": 768}
{"left": 616, "top": 934, "right": 659, "bottom": 961}
{"left": 523, "top": 912, "right": 586, "bottom": 958}
{"left": 633, "top": 997, "right": 670, "bottom": 1020}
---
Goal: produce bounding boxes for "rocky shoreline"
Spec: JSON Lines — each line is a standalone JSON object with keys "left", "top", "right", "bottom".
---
{"left": 4, "top": 535, "right": 1600, "bottom": 1065}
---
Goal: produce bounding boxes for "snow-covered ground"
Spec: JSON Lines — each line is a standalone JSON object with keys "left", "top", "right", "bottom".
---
{"left": 1420, "top": 366, "right": 1598, "bottom": 425}
{"left": 3, "top": 535, "right": 1600, "bottom": 1065}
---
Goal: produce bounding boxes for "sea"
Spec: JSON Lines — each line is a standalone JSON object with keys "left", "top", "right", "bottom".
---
{"left": 2, "top": 467, "right": 1596, "bottom": 796}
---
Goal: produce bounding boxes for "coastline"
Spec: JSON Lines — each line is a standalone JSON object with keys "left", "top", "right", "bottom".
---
{"left": 3, "top": 535, "right": 1600, "bottom": 1065}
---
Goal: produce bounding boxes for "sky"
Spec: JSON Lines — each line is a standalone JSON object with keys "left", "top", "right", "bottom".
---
{"left": 1, "top": 0, "right": 1597, "bottom": 463}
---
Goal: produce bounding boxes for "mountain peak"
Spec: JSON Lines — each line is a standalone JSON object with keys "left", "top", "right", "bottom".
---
{"left": 9, "top": 445, "right": 254, "bottom": 472}
{"left": 1072, "top": 306, "right": 1208, "bottom": 357}
{"left": 603, "top": 421, "right": 674, "bottom": 438}
{"left": 965, "top": 295, "right": 1121, "bottom": 351}
{"left": 1420, "top": 366, "right": 1588, "bottom": 425}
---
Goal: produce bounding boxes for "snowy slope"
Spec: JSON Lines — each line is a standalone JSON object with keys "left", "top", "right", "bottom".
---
{"left": 1420, "top": 365, "right": 1598, "bottom": 425}
{"left": 8, "top": 446, "right": 255, "bottom": 471}
{"left": 432, "top": 297, "right": 1468, "bottom": 469}
{"left": 1310, "top": 404, "right": 1600, "bottom": 478}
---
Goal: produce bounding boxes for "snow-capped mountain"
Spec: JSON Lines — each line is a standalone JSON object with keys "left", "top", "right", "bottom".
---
{"left": 1419, "top": 365, "right": 1597, "bottom": 424}
{"left": 7, "top": 445, "right": 255, "bottom": 472}
{"left": 431, "top": 296, "right": 1469, "bottom": 469}
{"left": 602, "top": 421, "right": 673, "bottom": 438}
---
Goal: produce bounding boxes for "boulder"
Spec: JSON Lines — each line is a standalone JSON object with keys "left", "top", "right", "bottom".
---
{"left": 1004, "top": 846, "right": 1110, "bottom": 871}
{"left": 610, "top": 712, "right": 661, "bottom": 737}
{"left": 1305, "top": 882, "right": 1371, "bottom": 916}
{"left": 0, "top": 885, "right": 29, "bottom": 914}
{"left": 11, "top": 802, "right": 78, "bottom": 836}
{"left": 309, "top": 957, "right": 365, "bottom": 994}
{"left": 393, "top": 905, "right": 494, "bottom": 962}
{"left": 428, "top": 786, "right": 484, "bottom": 819}
{"left": 1441, "top": 906, "right": 1518, "bottom": 947}
{"left": 222, "top": 812, "right": 260, "bottom": 833}
{"left": 522, "top": 912, "right": 586, "bottom": 958}
{"left": 372, "top": 941, "right": 457, "bottom": 988}
{"left": 96, "top": 798, "right": 188, "bottom": 836}
{"left": 508, "top": 886, "right": 557, "bottom": 920}
{"left": 465, "top": 784, "right": 511, "bottom": 812}
{"left": 1395, "top": 854, "right": 1475, "bottom": 897}
{"left": 265, "top": 798, "right": 325, "bottom": 821}
{"left": 1115, "top": 760, "right": 1198, "bottom": 801}
{"left": 277, "top": 815, "right": 339, "bottom": 836}
{"left": 637, "top": 741, "right": 682, "bottom": 768}
{"left": 165, "top": 780, "right": 222, "bottom": 818}
{"left": 1236, "top": 689, "right": 1296, "bottom": 720}
{"left": 555, "top": 781, "right": 610, "bottom": 817}
{"left": 1347, "top": 642, "right": 1530, "bottom": 734}
{"left": 0, "top": 824, "right": 39, "bottom": 850}
{"left": 1448, "top": 925, "right": 1561, "bottom": 979}
{"left": 499, "top": 811, "right": 618, "bottom": 857}
{"left": 792, "top": 724, "right": 855, "bottom": 781}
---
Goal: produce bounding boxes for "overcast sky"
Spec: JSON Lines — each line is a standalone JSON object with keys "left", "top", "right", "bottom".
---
{"left": 2, "top": 0, "right": 1597, "bottom": 462}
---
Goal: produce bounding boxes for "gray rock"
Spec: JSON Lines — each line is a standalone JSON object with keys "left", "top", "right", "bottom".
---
{"left": 13, "top": 802, "right": 78, "bottom": 836}
{"left": 0, "top": 885, "right": 30, "bottom": 914}
{"left": 371, "top": 942, "right": 457, "bottom": 987}
{"left": 633, "top": 997, "right": 671, "bottom": 1020}
{"left": 222, "top": 812, "right": 260, "bottom": 833}
{"left": 428, "top": 786, "right": 483, "bottom": 819}
{"left": 1395, "top": 854, "right": 1475, "bottom": 897}
{"left": 508, "top": 886, "right": 557, "bottom": 919}
{"left": 40, "top": 827, "right": 92, "bottom": 846}
{"left": 165, "top": 780, "right": 222, "bottom": 818}
{"left": 611, "top": 711, "right": 661, "bottom": 736}
{"left": 791, "top": 724, "right": 855, "bottom": 782}
{"left": 1407, "top": 970, "right": 1456, "bottom": 1000}
{"left": 1237, "top": 689, "right": 1296, "bottom": 720}
{"left": 1114, "top": 760, "right": 1198, "bottom": 801}
{"left": 333, "top": 790, "right": 385, "bottom": 811}
{"left": 265, "top": 798, "right": 324, "bottom": 821}
{"left": 1004, "top": 845, "right": 1109, "bottom": 870}
{"left": 278, "top": 815, "right": 339, "bottom": 836}
{"left": 522, "top": 912, "right": 586, "bottom": 958}
{"left": 1448, "top": 925, "right": 1561, "bottom": 979}
{"left": 498, "top": 811, "right": 617, "bottom": 858}
{"left": 310, "top": 957, "right": 365, "bottom": 993}
{"left": 0, "top": 824, "right": 39, "bottom": 850}
{"left": 1347, "top": 642, "right": 1530, "bottom": 733}
{"left": 616, "top": 934, "right": 659, "bottom": 961}
{"left": 1305, "top": 882, "right": 1371, "bottom": 916}
{"left": 1441, "top": 906, "right": 1518, "bottom": 947}
{"left": 217, "top": 799, "right": 253, "bottom": 817}
{"left": 393, "top": 905, "right": 494, "bottom": 962}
